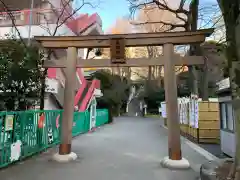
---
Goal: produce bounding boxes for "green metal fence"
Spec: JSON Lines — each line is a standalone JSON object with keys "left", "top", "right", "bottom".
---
{"left": 95, "top": 109, "right": 109, "bottom": 127}
{"left": 0, "top": 110, "right": 62, "bottom": 168}
{"left": 72, "top": 111, "right": 90, "bottom": 137}
{"left": 0, "top": 109, "right": 108, "bottom": 168}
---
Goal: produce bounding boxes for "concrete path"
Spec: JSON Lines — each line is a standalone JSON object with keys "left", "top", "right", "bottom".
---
{"left": 0, "top": 117, "right": 211, "bottom": 180}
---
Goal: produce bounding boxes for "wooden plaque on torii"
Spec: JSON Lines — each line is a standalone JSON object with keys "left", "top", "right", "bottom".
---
{"left": 110, "top": 38, "right": 126, "bottom": 64}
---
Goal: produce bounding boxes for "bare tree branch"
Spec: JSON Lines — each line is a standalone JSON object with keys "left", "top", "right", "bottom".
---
{"left": 34, "top": 0, "right": 100, "bottom": 61}
{"left": 129, "top": 0, "right": 189, "bottom": 32}
{"left": 128, "top": 1, "right": 154, "bottom": 20}
{"left": 131, "top": 70, "right": 149, "bottom": 80}
{"left": 175, "top": 65, "right": 186, "bottom": 73}
{"left": 0, "top": 0, "right": 27, "bottom": 47}
{"left": 131, "top": 20, "right": 185, "bottom": 31}
{"left": 152, "top": 0, "right": 189, "bottom": 14}
{"left": 55, "top": 0, "right": 100, "bottom": 33}
{"left": 179, "top": 0, "right": 187, "bottom": 10}
{"left": 0, "top": 0, "right": 101, "bottom": 111}
{"left": 51, "top": 0, "right": 74, "bottom": 36}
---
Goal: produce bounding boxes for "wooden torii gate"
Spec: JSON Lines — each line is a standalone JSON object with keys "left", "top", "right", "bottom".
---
{"left": 35, "top": 28, "right": 213, "bottom": 166}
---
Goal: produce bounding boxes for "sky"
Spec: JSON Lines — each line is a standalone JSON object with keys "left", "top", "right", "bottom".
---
{"left": 74, "top": 0, "right": 218, "bottom": 32}
{"left": 74, "top": 0, "right": 130, "bottom": 31}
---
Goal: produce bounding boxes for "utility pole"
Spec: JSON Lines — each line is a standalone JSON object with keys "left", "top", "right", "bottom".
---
{"left": 189, "top": 0, "right": 200, "bottom": 96}
{"left": 27, "top": 0, "right": 34, "bottom": 45}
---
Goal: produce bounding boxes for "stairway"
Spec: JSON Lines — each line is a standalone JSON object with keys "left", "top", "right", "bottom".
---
{"left": 126, "top": 85, "right": 144, "bottom": 116}
{"left": 46, "top": 68, "right": 101, "bottom": 111}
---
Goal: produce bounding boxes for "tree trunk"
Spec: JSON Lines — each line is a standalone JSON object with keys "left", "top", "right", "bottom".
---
{"left": 108, "top": 107, "right": 114, "bottom": 123}
{"left": 148, "top": 66, "right": 152, "bottom": 81}
{"left": 188, "top": 63, "right": 199, "bottom": 95}
{"left": 40, "top": 69, "right": 47, "bottom": 110}
{"left": 124, "top": 67, "right": 131, "bottom": 80}
{"left": 201, "top": 53, "right": 209, "bottom": 100}
{"left": 157, "top": 66, "right": 163, "bottom": 87}
{"left": 233, "top": 26, "right": 240, "bottom": 178}
{"left": 188, "top": 0, "right": 199, "bottom": 96}
{"left": 218, "top": 0, "right": 240, "bottom": 178}
{"left": 112, "top": 67, "right": 121, "bottom": 75}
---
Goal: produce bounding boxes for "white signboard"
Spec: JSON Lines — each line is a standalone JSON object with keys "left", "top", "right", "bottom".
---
{"left": 189, "top": 95, "right": 195, "bottom": 127}
{"left": 189, "top": 94, "right": 199, "bottom": 128}
{"left": 216, "top": 78, "right": 230, "bottom": 91}
{"left": 5, "top": 115, "right": 14, "bottom": 131}
{"left": 194, "top": 99, "right": 199, "bottom": 128}
{"left": 161, "top": 102, "right": 167, "bottom": 118}
{"left": 94, "top": 88, "right": 103, "bottom": 97}
{"left": 45, "top": 78, "right": 59, "bottom": 94}
{"left": 178, "top": 98, "right": 189, "bottom": 125}
{"left": 158, "top": 107, "right": 162, "bottom": 113}
{"left": 183, "top": 98, "right": 189, "bottom": 125}
{"left": 10, "top": 140, "right": 22, "bottom": 162}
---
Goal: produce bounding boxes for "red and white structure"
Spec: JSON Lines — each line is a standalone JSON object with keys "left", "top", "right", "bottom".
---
{"left": 0, "top": 0, "right": 103, "bottom": 111}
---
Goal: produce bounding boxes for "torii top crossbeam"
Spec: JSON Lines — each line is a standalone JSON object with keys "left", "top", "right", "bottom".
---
{"left": 34, "top": 28, "right": 214, "bottom": 48}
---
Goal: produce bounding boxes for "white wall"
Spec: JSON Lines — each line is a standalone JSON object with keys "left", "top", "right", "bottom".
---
{"left": 0, "top": 23, "right": 75, "bottom": 38}
{"left": 44, "top": 95, "right": 58, "bottom": 110}
{"left": 78, "top": 49, "right": 85, "bottom": 58}
{"left": 220, "top": 131, "right": 236, "bottom": 157}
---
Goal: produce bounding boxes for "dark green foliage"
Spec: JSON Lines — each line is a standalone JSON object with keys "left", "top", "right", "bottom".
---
{"left": 90, "top": 70, "right": 129, "bottom": 116}
{"left": 144, "top": 87, "right": 165, "bottom": 114}
{"left": 0, "top": 39, "right": 43, "bottom": 111}
{"left": 177, "top": 86, "right": 191, "bottom": 97}
{"left": 142, "top": 86, "right": 192, "bottom": 114}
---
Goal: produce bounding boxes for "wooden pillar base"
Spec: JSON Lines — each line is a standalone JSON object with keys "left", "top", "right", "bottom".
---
{"left": 161, "top": 156, "right": 190, "bottom": 169}
{"left": 169, "top": 148, "right": 182, "bottom": 160}
{"left": 59, "top": 144, "right": 71, "bottom": 155}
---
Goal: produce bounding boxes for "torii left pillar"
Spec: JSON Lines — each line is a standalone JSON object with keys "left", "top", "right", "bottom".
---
{"left": 53, "top": 47, "right": 78, "bottom": 162}
{"left": 160, "top": 43, "right": 190, "bottom": 169}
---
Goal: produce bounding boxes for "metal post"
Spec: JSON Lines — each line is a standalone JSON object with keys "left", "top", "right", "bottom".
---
{"left": 59, "top": 47, "right": 77, "bottom": 155}
{"left": 163, "top": 43, "right": 182, "bottom": 160}
{"left": 28, "top": 0, "right": 34, "bottom": 45}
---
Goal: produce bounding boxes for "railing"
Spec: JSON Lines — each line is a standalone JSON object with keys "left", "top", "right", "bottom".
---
{"left": 95, "top": 109, "right": 109, "bottom": 127}
{"left": 0, "top": 110, "right": 62, "bottom": 168}
{"left": 72, "top": 111, "right": 90, "bottom": 137}
{"left": 0, "top": 109, "right": 108, "bottom": 168}
{"left": 0, "top": 8, "right": 72, "bottom": 27}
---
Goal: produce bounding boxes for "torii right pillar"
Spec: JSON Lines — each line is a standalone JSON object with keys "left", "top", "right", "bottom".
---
{"left": 161, "top": 43, "right": 190, "bottom": 169}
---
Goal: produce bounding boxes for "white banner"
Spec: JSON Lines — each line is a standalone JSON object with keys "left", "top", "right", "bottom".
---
{"left": 161, "top": 102, "right": 167, "bottom": 118}
{"left": 178, "top": 97, "right": 189, "bottom": 125}
{"left": 189, "top": 94, "right": 199, "bottom": 128}
{"left": 182, "top": 97, "right": 189, "bottom": 125}
{"left": 189, "top": 95, "right": 195, "bottom": 127}
{"left": 194, "top": 97, "right": 199, "bottom": 128}
{"left": 178, "top": 99, "right": 183, "bottom": 124}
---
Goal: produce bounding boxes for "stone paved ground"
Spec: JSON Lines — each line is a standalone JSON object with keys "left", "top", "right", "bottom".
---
{"left": 0, "top": 117, "right": 211, "bottom": 180}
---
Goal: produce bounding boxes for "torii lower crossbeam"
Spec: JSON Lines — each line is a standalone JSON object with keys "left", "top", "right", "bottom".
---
{"left": 43, "top": 56, "right": 204, "bottom": 68}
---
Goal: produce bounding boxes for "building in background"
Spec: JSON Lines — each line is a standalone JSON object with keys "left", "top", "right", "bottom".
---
{"left": 0, "top": 0, "right": 103, "bottom": 111}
